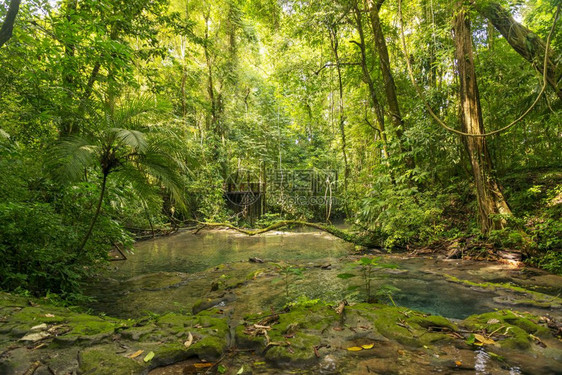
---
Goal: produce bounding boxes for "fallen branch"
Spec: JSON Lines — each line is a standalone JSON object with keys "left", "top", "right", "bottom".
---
{"left": 194, "top": 220, "right": 379, "bottom": 247}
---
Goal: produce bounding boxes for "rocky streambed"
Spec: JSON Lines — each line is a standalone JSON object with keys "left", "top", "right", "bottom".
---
{"left": 1, "top": 230, "right": 562, "bottom": 374}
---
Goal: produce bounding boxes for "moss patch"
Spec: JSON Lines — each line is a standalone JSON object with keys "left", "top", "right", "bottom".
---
{"left": 462, "top": 310, "right": 550, "bottom": 349}
{"left": 444, "top": 275, "right": 562, "bottom": 308}
{"left": 78, "top": 345, "right": 144, "bottom": 375}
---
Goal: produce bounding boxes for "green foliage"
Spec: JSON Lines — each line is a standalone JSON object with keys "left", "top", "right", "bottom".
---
{"left": 1, "top": 0, "right": 562, "bottom": 302}
{"left": 337, "top": 256, "right": 398, "bottom": 303}
{"left": 272, "top": 263, "right": 305, "bottom": 300}
{"left": 0, "top": 202, "right": 105, "bottom": 299}
{"left": 355, "top": 182, "right": 448, "bottom": 249}
{"left": 529, "top": 251, "right": 562, "bottom": 275}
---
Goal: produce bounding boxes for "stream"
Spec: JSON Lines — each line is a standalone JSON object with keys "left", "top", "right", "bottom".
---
{"left": 82, "top": 229, "right": 562, "bottom": 374}
{"left": 85, "top": 229, "right": 561, "bottom": 320}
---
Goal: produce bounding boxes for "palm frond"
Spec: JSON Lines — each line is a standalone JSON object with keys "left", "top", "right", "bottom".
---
{"left": 112, "top": 128, "right": 148, "bottom": 152}
{"left": 0, "top": 128, "right": 10, "bottom": 140}
{"left": 46, "top": 136, "right": 99, "bottom": 182}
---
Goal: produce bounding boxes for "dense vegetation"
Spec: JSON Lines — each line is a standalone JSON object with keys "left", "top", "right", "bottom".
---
{"left": 0, "top": 0, "right": 560, "bottom": 300}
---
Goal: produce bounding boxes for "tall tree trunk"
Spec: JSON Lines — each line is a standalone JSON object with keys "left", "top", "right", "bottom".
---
{"left": 204, "top": 12, "right": 218, "bottom": 134}
{"left": 368, "top": 0, "right": 405, "bottom": 141}
{"left": 454, "top": 2, "right": 511, "bottom": 233}
{"left": 328, "top": 25, "right": 350, "bottom": 197}
{"left": 60, "top": 0, "right": 79, "bottom": 135}
{"left": 472, "top": 0, "right": 562, "bottom": 100}
{"left": 0, "top": 0, "right": 21, "bottom": 48}
{"left": 351, "top": 1, "right": 388, "bottom": 159}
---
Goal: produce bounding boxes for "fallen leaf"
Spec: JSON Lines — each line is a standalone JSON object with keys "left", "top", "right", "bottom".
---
{"left": 194, "top": 363, "right": 214, "bottom": 369}
{"left": 237, "top": 366, "right": 244, "bottom": 374}
{"left": 194, "top": 324, "right": 203, "bottom": 329}
{"left": 45, "top": 314, "right": 55, "bottom": 318}
{"left": 333, "top": 327, "right": 343, "bottom": 331}
{"left": 20, "top": 332, "right": 50, "bottom": 342}
{"left": 473, "top": 334, "right": 496, "bottom": 346}
{"left": 254, "top": 324, "right": 271, "bottom": 330}
{"left": 143, "top": 351, "right": 154, "bottom": 362}
{"left": 361, "top": 344, "right": 374, "bottom": 350}
{"left": 487, "top": 319, "right": 500, "bottom": 325}
{"left": 30, "top": 323, "right": 48, "bottom": 331}
{"left": 184, "top": 332, "right": 193, "bottom": 348}
{"left": 347, "top": 346, "right": 363, "bottom": 351}
{"left": 128, "top": 350, "right": 143, "bottom": 359}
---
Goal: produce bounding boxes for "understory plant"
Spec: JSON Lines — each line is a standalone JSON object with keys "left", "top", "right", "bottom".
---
{"left": 337, "top": 256, "right": 399, "bottom": 303}
{"left": 272, "top": 263, "right": 305, "bottom": 300}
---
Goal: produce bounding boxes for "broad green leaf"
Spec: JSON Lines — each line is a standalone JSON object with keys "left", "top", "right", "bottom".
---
{"left": 143, "top": 351, "right": 155, "bottom": 362}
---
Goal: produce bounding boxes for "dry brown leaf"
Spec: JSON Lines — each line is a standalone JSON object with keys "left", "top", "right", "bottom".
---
{"left": 194, "top": 363, "right": 214, "bottom": 369}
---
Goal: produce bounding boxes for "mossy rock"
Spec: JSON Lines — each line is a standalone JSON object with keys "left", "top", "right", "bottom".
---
{"left": 156, "top": 312, "right": 193, "bottom": 331}
{"left": 348, "top": 304, "right": 454, "bottom": 347}
{"left": 9, "top": 306, "right": 67, "bottom": 326}
{"left": 462, "top": 310, "right": 550, "bottom": 350}
{"left": 272, "top": 303, "right": 338, "bottom": 333}
{"left": 67, "top": 314, "right": 121, "bottom": 336}
{"left": 234, "top": 323, "right": 265, "bottom": 350}
{"left": 408, "top": 314, "right": 458, "bottom": 331}
{"left": 237, "top": 303, "right": 333, "bottom": 366}
{"left": 264, "top": 332, "right": 320, "bottom": 367}
{"left": 195, "top": 310, "right": 229, "bottom": 331}
{"left": 189, "top": 334, "right": 228, "bottom": 360}
{"left": 78, "top": 345, "right": 144, "bottom": 375}
{"left": 120, "top": 324, "right": 156, "bottom": 341}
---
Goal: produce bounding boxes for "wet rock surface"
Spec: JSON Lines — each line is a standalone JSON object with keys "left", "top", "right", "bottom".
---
{"left": 1, "top": 287, "right": 562, "bottom": 374}
{"left": 0, "top": 293, "right": 227, "bottom": 374}
{"left": 3, "top": 231, "right": 562, "bottom": 374}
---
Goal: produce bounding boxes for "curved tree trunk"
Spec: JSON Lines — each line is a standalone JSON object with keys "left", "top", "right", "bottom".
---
{"left": 0, "top": 0, "right": 21, "bottom": 48}
{"left": 454, "top": 2, "right": 511, "bottom": 233}
{"left": 472, "top": 0, "right": 562, "bottom": 100}
{"left": 77, "top": 173, "right": 108, "bottom": 253}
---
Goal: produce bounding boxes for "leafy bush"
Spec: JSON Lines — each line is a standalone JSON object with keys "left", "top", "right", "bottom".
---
{"left": 355, "top": 184, "right": 447, "bottom": 249}
{"left": 0, "top": 202, "right": 91, "bottom": 297}
{"left": 529, "top": 251, "right": 562, "bottom": 275}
